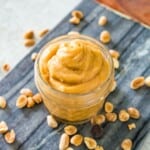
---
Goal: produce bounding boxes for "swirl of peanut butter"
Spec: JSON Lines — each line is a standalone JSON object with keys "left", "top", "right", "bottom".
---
{"left": 39, "top": 38, "right": 110, "bottom": 94}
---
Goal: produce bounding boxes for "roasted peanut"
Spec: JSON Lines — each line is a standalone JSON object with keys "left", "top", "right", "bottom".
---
{"left": 16, "top": 95, "right": 28, "bottom": 108}
{"left": 72, "top": 10, "right": 84, "bottom": 19}
{"left": 0, "top": 96, "right": 7, "bottom": 109}
{"left": 104, "top": 102, "right": 114, "bottom": 113}
{"left": 84, "top": 137, "right": 97, "bottom": 149}
{"left": 130, "top": 76, "right": 144, "bottom": 90}
{"left": 27, "top": 97, "right": 35, "bottom": 108}
{"left": 31, "top": 52, "right": 38, "bottom": 61}
{"left": 24, "top": 39, "right": 35, "bottom": 47}
{"left": 39, "top": 29, "right": 49, "bottom": 37}
{"left": 121, "top": 138, "right": 132, "bottom": 150}
{"left": 95, "top": 145, "right": 104, "bottom": 150}
{"left": 144, "top": 76, "right": 150, "bottom": 87}
{"left": 119, "top": 110, "right": 130, "bottom": 122}
{"left": 59, "top": 133, "right": 69, "bottom": 150}
{"left": 69, "top": 17, "right": 80, "bottom": 25}
{"left": 113, "top": 58, "right": 119, "bottom": 69}
{"left": 127, "top": 107, "right": 140, "bottom": 119}
{"left": 64, "top": 125, "right": 77, "bottom": 136}
{"left": 68, "top": 31, "right": 80, "bottom": 36}
{"left": 32, "top": 93, "right": 42, "bottom": 104}
{"left": 109, "top": 49, "right": 120, "bottom": 59}
{"left": 4, "top": 129, "right": 16, "bottom": 144}
{"left": 23, "top": 30, "right": 34, "bottom": 39}
{"left": 100, "top": 30, "right": 111, "bottom": 44}
{"left": 0, "top": 121, "right": 8, "bottom": 134}
{"left": 2, "top": 63, "right": 10, "bottom": 72}
{"left": 110, "top": 80, "right": 117, "bottom": 92}
{"left": 105, "top": 112, "right": 117, "bottom": 122}
{"left": 98, "top": 16, "right": 107, "bottom": 26}
{"left": 66, "top": 147, "right": 73, "bottom": 150}
{"left": 20, "top": 88, "right": 33, "bottom": 97}
{"left": 128, "top": 123, "right": 136, "bottom": 130}
{"left": 47, "top": 115, "right": 58, "bottom": 128}
{"left": 91, "top": 114, "right": 105, "bottom": 125}
{"left": 70, "top": 134, "right": 83, "bottom": 146}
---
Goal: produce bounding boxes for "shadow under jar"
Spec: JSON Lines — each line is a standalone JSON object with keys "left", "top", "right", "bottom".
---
{"left": 34, "top": 34, "right": 114, "bottom": 124}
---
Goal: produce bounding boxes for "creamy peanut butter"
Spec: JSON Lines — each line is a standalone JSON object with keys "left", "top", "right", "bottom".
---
{"left": 39, "top": 39, "right": 110, "bottom": 94}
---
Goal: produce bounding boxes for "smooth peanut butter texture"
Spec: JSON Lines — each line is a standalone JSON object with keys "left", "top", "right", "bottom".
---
{"left": 39, "top": 38, "right": 111, "bottom": 94}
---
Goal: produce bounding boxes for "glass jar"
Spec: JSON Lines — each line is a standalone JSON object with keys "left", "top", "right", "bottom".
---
{"left": 34, "top": 34, "right": 114, "bottom": 124}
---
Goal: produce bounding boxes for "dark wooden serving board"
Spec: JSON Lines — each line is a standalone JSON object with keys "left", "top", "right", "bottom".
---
{"left": 0, "top": 0, "right": 150, "bottom": 149}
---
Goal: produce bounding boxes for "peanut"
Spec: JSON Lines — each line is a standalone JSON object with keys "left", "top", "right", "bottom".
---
{"left": 70, "top": 134, "right": 83, "bottom": 146}
{"left": 95, "top": 145, "right": 104, "bottom": 150}
{"left": 119, "top": 110, "right": 130, "bottom": 122}
{"left": 24, "top": 39, "right": 35, "bottom": 47}
{"left": 121, "top": 138, "right": 132, "bottom": 150}
{"left": 128, "top": 123, "right": 136, "bottom": 130}
{"left": 104, "top": 102, "right": 114, "bottom": 113}
{"left": 27, "top": 97, "right": 35, "bottom": 108}
{"left": 91, "top": 114, "right": 105, "bottom": 125}
{"left": 39, "top": 29, "right": 49, "bottom": 38}
{"left": 144, "top": 76, "right": 150, "bottom": 87}
{"left": 68, "top": 31, "right": 80, "bottom": 36}
{"left": 20, "top": 88, "right": 33, "bottom": 97}
{"left": 32, "top": 93, "right": 42, "bottom": 104}
{"left": 127, "top": 107, "right": 140, "bottom": 119}
{"left": 59, "top": 133, "right": 69, "bottom": 150}
{"left": 23, "top": 30, "right": 34, "bottom": 39}
{"left": 64, "top": 125, "right": 77, "bottom": 136}
{"left": 31, "top": 52, "right": 38, "bottom": 61}
{"left": 109, "top": 49, "right": 120, "bottom": 59}
{"left": 130, "top": 76, "right": 144, "bottom": 90}
{"left": 72, "top": 10, "right": 84, "bottom": 19}
{"left": 0, "top": 121, "right": 8, "bottom": 134}
{"left": 47, "top": 115, "right": 58, "bottom": 128}
{"left": 2, "top": 63, "right": 10, "bottom": 72}
{"left": 110, "top": 80, "right": 117, "bottom": 92}
{"left": 98, "top": 16, "right": 107, "bottom": 26}
{"left": 66, "top": 148, "right": 73, "bottom": 150}
{"left": 84, "top": 137, "right": 97, "bottom": 149}
{"left": 16, "top": 95, "right": 28, "bottom": 108}
{"left": 100, "top": 30, "right": 111, "bottom": 44}
{"left": 4, "top": 129, "right": 16, "bottom": 144}
{"left": 113, "top": 58, "right": 119, "bottom": 69}
{"left": 0, "top": 96, "right": 7, "bottom": 109}
{"left": 105, "top": 112, "right": 117, "bottom": 122}
{"left": 69, "top": 17, "right": 80, "bottom": 25}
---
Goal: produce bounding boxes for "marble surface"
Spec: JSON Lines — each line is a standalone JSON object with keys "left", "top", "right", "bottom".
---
{"left": 0, "top": 0, "right": 81, "bottom": 80}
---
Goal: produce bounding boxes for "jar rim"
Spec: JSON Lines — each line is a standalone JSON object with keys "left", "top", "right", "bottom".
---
{"left": 35, "top": 34, "right": 114, "bottom": 97}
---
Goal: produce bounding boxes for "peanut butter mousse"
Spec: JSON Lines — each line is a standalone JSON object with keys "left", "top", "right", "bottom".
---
{"left": 39, "top": 39, "right": 110, "bottom": 94}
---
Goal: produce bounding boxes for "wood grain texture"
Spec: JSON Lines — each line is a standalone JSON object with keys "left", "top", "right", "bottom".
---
{"left": 0, "top": 0, "right": 150, "bottom": 150}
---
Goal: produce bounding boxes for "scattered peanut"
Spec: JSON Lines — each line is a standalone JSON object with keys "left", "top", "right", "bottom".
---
{"left": 121, "top": 138, "right": 132, "bottom": 150}
{"left": 32, "top": 93, "right": 42, "bottom": 104}
{"left": 95, "top": 145, "right": 104, "bottom": 150}
{"left": 105, "top": 112, "right": 117, "bottom": 122}
{"left": 72, "top": 10, "right": 84, "bottom": 19}
{"left": 109, "top": 49, "right": 120, "bottom": 59}
{"left": 64, "top": 125, "right": 77, "bottom": 136}
{"left": 69, "top": 17, "right": 80, "bottom": 25}
{"left": 23, "top": 30, "right": 34, "bottom": 39}
{"left": 27, "top": 97, "right": 35, "bottom": 108}
{"left": 127, "top": 107, "right": 140, "bottom": 119}
{"left": 0, "top": 96, "right": 7, "bottom": 109}
{"left": 100, "top": 30, "right": 111, "bottom": 44}
{"left": 31, "top": 52, "right": 38, "bottom": 61}
{"left": 20, "top": 88, "right": 33, "bottom": 97}
{"left": 2, "top": 63, "right": 11, "bottom": 72}
{"left": 66, "top": 147, "right": 74, "bottom": 150}
{"left": 68, "top": 31, "right": 80, "bottom": 36}
{"left": 24, "top": 39, "right": 35, "bottom": 47}
{"left": 130, "top": 76, "right": 144, "bottom": 90}
{"left": 91, "top": 114, "right": 105, "bottom": 125}
{"left": 39, "top": 29, "right": 49, "bottom": 38}
{"left": 0, "top": 121, "right": 8, "bottom": 134}
{"left": 47, "top": 115, "right": 58, "bottom": 128}
{"left": 104, "top": 102, "right": 114, "bottom": 113}
{"left": 84, "top": 137, "right": 97, "bottom": 150}
{"left": 144, "top": 76, "right": 150, "bottom": 87}
{"left": 4, "top": 129, "right": 16, "bottom": 144}
{"left": 119, "top": 110, "right": 130, "bottom": 122}
{"left": 59, "top": 133, "right": 69, "bottom": 150}
{"left": 98, "top": 16, "right": 107, "bottom": 26}
{"left": 128, "top": 123, "right": 136, "bottom": 130}
{"left": 70, "top": 134, "right": 83, "bottom": 146}
{"left": 16, "top": 95, "right": 28, "bottom": 108}
{"left": 110, "top": 80, "right": 117, "bottom": 92}
{"left": 113, "top": 58, "right": 119, "bottom": 69}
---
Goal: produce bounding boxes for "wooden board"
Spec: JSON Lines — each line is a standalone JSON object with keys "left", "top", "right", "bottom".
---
{"left": 0, "top": 0, "right": 150, "bottom": 149}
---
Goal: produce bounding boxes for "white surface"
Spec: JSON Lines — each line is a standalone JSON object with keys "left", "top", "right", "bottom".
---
{"left": 0, "top": 0, "right": 81, "bottom": 79}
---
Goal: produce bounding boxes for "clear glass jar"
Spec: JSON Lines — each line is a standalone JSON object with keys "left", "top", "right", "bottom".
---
{"left": 34, "top": 34, "right": 114, "bottom": 124}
